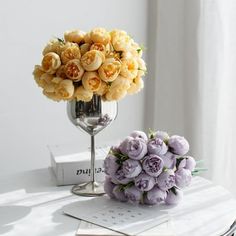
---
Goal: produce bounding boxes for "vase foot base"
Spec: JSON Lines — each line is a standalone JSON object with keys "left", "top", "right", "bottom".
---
{"left": 71, "top": 181, "right": 105, "bottom": 197}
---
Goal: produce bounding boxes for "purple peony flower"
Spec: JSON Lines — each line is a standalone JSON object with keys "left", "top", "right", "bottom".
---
{"left": 178, "top": 156, "right": 196, "bottom": 171}
{"left": 130, "top": 130, "right": 148, "bottom": 142}
{"left": 104, "top": 176, "right": 116, "bottom": 199}
{"left": 142, "top": 154, "right": 164, "bottom": 177}
{"left": 144, "top": 186, "right": 167, "bottom": 205}
{"left": 154, "top": 131, "right": 169, "bottom": 141}
{"left": 161, "top": 151, "right": 177, "bottom": 169}
{"left": 119, "top": 137, "right": 147, "bottom": 160}
{"left": 122, "top": 159, "right": 142, "bottom": 178}
{"left": 175, "top": 168, "right": 192, "bottom": 188}
{"left": 185, "top": 156, "right": 196, "bottom": 171}
{"left": 119, "top": 136, "right": 133, "bottom": 155}
{"left": 112, "top": 185, "right": 128, "bottom": 202}
{"left": 104, "top": 154, "right": 119, "bottom": 176}
{"left": 168, "top": 135, "right": 189, "bottom": 155}
{"left": 147, "top": 137, "right": 168, "bottom": 156}
{"left": 112, "top": 168, "right": 132, "bottom": 185}
{"left": 124, "top": 186, "right": 143, "bottom": 203}
{"left": 156, "top": 169, "right": 175, "bottom": 191}
{"left": 165, "top": 188, "right": 183, "bottom": 205}
{"left": 134, "top": 173, "right": 155, "bottom": 191}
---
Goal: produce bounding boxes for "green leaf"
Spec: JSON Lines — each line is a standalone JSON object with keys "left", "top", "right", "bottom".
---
{"left": 55, "top": 37, "right": 65, "bottom": 44}
{"left": 137, "top": 48, "right": 142, "bottom": 53}
{"left": 148, "top": 128, "right": 155, "bottom": 139}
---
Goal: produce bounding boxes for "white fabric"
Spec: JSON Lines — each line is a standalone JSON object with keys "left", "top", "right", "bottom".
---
{"left": 198, "top": 0, "right": 236, "bottom": 195}
{"left": 151, "top": 0, "right": 236, "bottom": 195}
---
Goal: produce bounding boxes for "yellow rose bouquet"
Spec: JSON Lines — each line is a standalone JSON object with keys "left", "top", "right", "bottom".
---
{"left": 33, "top": 28, "right": 146, "bottom": 102}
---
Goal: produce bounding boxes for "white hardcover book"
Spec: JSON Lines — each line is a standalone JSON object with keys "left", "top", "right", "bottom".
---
{"left": 49, "top": 145, "right": 110, "bottom": 186}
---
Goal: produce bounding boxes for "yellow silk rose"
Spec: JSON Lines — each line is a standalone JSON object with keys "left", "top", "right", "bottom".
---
{"left": 111, "top": 30, "right": 131, "bottom": 52}
{"left": 41, "top": 52, "right": 61, "bottom": 74}
{"left": 127, "top": 77, "right": 144, "bottom": 95}
{"left": 95, "top": 81, "right": 108, "bottom": 96}
{"left": 56, "top": 65, "right": 67, "bottom": 79}
{"left": 80, "top": 43, "right": 91, "bottom": 56}
{"left": 120, "top": 57, "right": 138, "bottom": 79}
{"left": 98, "top": 58, "right": 121, "bottom": 82}
{"left": 90, "top": 43, "right": 107, "bottom": 55}
{"left": 74, "top": 85, "right": 93, "bottom": 102}
{"left": 82, "top": 71, "right": 102, "bottom": 92}
{"left": 64, "top": 59, "right": 84, "bottom": 81}
{"left": 55, "top": 79, "right": 74, "bottom": 100}
{"left": 81, "top": 50, "right": 105, "bottom": 71}
{"left": 105, "top": 75, "right": 130, "bottom": 101}
{"left": 33, "top": 65, "right": 45, "bottom": 84}
{"left": 84, "top": 32, "right": 93, "bottom": 44}
{"left": 90, "top": 28, "right": 111, "bottom": 45}
{"left": 64, "top": 30, "right": 85, "bottom": 44}
{"left": 42, "top": 76, "right": 61, "bottom": 93}
{"left": 43, "top": 39, "right": 65, "bottom": 56}
{"left": 61, "top": 44, "right": 81, "bottom": 64}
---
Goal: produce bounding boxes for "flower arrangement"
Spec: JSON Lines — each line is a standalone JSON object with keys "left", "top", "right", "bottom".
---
{"left": 104, "top": 130, "right": 199, "bottom": 205}
{"left": 33, "top": 28, "right": 146, "bottom": 102}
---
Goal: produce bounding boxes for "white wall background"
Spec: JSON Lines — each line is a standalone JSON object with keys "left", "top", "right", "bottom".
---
{"left": 0, "top": 0, "right": 148, "bottom": 175}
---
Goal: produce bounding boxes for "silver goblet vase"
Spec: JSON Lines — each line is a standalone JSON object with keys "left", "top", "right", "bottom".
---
{"left": 67, "top": 95, "right": 118, "bottom": 196}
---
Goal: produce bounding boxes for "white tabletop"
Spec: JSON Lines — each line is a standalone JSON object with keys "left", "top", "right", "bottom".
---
{"left": 0, "top": 168, "right": 236, "bottom": 236}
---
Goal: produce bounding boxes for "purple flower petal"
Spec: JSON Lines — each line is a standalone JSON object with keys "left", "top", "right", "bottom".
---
{"left": 144, "top": 187, "right": 167, "bottom": 205}
{"left": 130, "top": 130, "right": 148, "bottom": 142}
{"left": 104, "top": 176, "right": 116, "bottom": 199}
{"left": 148, "top": 138, "right": 168, "bottom": 156}
{"left": 112, "top": 185, "right": 128, "bottom": 202}
{"left": 124, "top": 186, "right": 143, "bottom": 204}
{"left": 175, "top": 168, "right": 192, "bottom": 188}
{"left": 156, "top": 169, "right": 175, "bottom": 191}
{"left": 165, "top": 188, "right": 183, "bottom": 205}
{"left": 122, "top": 159, "right": 142, "bottom": 178}
{"left": 134, "top": 173, "right": 155, "bottom": 191}
{"left": 142, "top": 154, "right": 164, "bottom": 177}
{"left": 168, "top": 135, "right": 189, "bottom": 155}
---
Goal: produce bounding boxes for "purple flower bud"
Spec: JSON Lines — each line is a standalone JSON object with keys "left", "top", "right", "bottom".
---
{"left": 112, "top": 169, "right": 132, "bottom": 185}
{"left": 156, "top": 169, "right": 175, "bottom": 191}
{"left": 178, "top": 158, "right": 187, "bottom": 169}
{"left": 154, "top": 131, "right": 169, "bottom": 141}
{"left": 134, "top": 173, "right": 155, "bottom": 191}
{"left": 130, "top": 130, "right": 148, "bottom": 142}
{"left": 175, "top": 168, "right": 192, "bottom": 188}
{"left": 178, "top": 156, "right": 196, "bottom": 171}
{"left": 144, "top": 187, "right": 167, "bottom": 205}
{"left": 185, "top": 156, "right": 196, "bottom": 171}
{"left": 165, "top": 188, "right": 183, "bottom": 205}
{"left": 142, "top": 154, "right": 164, "bottom": 177}
{"left": 122, "top": 159, "right": 142, "bottom": 178}
{"left": 112, "top": 185, "right": 128, "bottom": 202}
{"left": 120, "top": 137, "right": 147, "bottom": 160}
{"left": 104, "top": 154, "right": 119, "bottom": 176}
{"left": 124, "top": 186, "right": 143, "bottom": 203}
{"left": 168, "top": 135, "right": 189, "bottom": 155}
{"left": 119, "top": 136, "right": 133, "bottom": 155}
{"left": 104, "top": 176, "right": 116, "bottom": 199}
{"left": 161, "top": 151, "right": 177, "bottom": 169}
{"left": 148, "top": 138, "right": 168, "bottom": 156}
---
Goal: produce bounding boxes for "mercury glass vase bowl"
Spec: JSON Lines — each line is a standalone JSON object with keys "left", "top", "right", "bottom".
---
{"left": 67, "top": 95, "right": 118, "bottom": 196}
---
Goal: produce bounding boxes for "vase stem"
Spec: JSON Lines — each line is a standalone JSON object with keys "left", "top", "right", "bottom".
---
{"left": 91, "top": 134, "right": 95, "bottom": 188}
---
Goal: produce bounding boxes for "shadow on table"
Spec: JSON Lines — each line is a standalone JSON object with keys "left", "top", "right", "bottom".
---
{"left": 0, "top": 205, "right": 31, "bottom": 234}
{"left": 0, "top": 168, "right": 71, "bottom": 195}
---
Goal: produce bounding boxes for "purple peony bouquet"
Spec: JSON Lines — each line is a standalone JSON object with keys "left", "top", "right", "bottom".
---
{"left": 104, "top": 130, "right": 197, "bottom": 206}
